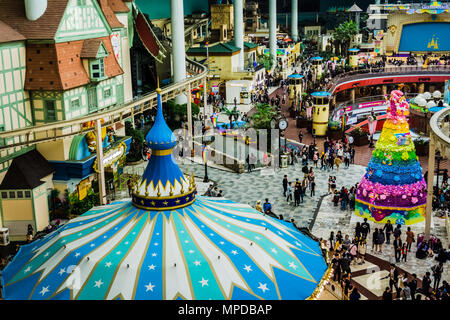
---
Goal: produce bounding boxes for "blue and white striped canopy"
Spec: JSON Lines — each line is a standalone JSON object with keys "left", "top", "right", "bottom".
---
{"left": 1, "top": 197, "right": 327, "bottom": 300}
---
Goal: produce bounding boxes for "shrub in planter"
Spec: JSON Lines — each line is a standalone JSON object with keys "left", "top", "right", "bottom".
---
{"left": 414, "top": 137, "right": 429, "bottom": 156}
{"left": 351, "top": 127, "right": 369, "bottom": 146}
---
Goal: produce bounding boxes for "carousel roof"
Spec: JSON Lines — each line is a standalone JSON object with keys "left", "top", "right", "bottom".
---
{"left": 1, "top": 198, "right": 327, "bottom": 300}
{"left": 1, "top": 89, "right": 328, "bottom": 300}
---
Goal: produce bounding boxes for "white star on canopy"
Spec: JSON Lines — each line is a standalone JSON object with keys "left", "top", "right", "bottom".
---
{"left": 243, "top": 265, "right": 252, "bottom": 272}
{"left": 258, "top": 283, "right": 269, "bottom": 293}
{"left": 39, "top": 286, "right": 50, "bottom": 296}
{"left": 94, "top": 279, "right": 104, "bottom": 288}
{"left": 145, "top": 282, "right": 155, "bottom": 292}
{"left": 199, "top": 278, "right": 209, "bottom": 287}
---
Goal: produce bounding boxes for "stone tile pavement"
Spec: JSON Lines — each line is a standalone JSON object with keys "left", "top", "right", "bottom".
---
{"left": 311, "top": 193, "right": 450, "bottom": 286}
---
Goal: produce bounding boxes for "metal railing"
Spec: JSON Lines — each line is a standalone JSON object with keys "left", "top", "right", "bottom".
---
{"left": 330, "top": 65, "right": 450, "bottom": 94}
{"left": 430, "top": 106, "right": 450, "bottom": 149}
{"left": 0, "top": 58, "right": 207, "bottom": 150}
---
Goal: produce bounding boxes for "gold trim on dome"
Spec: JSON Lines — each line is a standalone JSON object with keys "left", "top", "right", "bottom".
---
{"left": 132, "top": 187, "right": 197, "bottom": 200}
{"left": 152, "top": 149, "right": 173, "bottom": 156}
{"left": 132, "top": 197, "right": 196, "bottom": 211}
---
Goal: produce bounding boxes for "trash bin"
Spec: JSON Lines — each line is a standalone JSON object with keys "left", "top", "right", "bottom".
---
{"left": 280, "top": 154, "right": 288, "bottom": 168}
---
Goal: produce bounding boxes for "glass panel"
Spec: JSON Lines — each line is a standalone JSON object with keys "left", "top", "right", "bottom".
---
{"left": 45, "top": 100, "right": 56, "bottom": 121}
{"left": 25, "top": 191, "right": 31, "bottom": 198}
{"left": 1, "top": 192, "right": 7, "bottom": 199}
{"left": 9, "top": 191, "right": 15, "bottom": 199}
{"left": 17, "top": 191, "right": 23, "bottom": 198}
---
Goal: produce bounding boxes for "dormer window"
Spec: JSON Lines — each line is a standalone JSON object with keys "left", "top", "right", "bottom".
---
{"left": 81, "top": 39, "right": 109, "bottom": 82}
{"left": 90, "top": 58, "right": 105, "bottom": 80}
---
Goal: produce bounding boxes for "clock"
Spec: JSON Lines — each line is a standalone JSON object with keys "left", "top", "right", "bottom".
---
{"left": 278, "top": 118, "right": 288, "bottom": 131}
{"left": 270, "top": 119, "right": 277, "bottom": 129}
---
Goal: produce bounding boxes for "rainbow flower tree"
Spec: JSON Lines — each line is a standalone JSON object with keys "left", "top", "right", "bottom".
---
{"left": 355, "top": 90, "right": 427, "bottom": 225}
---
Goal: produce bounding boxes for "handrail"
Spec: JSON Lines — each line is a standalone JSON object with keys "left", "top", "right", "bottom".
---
{"left": 329, "top": 66, "right": 450, "bottom": 94}
{"left": 0, "top": 58, "right": 207, "bottom": 149}
{"left": 430, "top": 106, "right": 450, "bottom": 148}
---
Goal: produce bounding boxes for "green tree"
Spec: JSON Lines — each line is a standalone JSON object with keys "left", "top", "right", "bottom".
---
{"left": 251, "top": 103, "right": 278, "bottom": 130}
{"left": 258, "top": 53, "right": 275, "bottom": 71}
{"left": 332, "top": 20, "right": 358, "bottom": 57}
{"left": 165, "top": 100, "right": 200, "bottom": 130}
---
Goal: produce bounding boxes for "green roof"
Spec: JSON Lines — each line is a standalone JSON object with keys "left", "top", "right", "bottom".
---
{"left": 187, "top": 42, "right": 241, "bottom": 55}
{"left": 243, "top": 41, "right": 259, "bottom": 50}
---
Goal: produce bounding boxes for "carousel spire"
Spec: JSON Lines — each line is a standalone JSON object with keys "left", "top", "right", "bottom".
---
{"left": 131, "top": 81, "right": 196, "bottom": 210}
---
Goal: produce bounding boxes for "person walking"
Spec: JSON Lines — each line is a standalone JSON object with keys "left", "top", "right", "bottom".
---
{"left": 372, "top": 228, "right": 379, "bottom": 253}
{"left": 405, "top": 227, "right": 415, "bottom": 252}
{"left": 421, "top": 272, "right": 432, "bottom": 297}
{"left": 354, "top": 222, "right": 362, "bottom": 240}
{"left": 286, "top": 181, "right": 293, "bottom": 203}
{"left": 393, "top": 224, "right": 402, "bottom": 240}
{"left": 329, "top": 231, "right": 335, "bottom": 251}
{"left": 401, "top": 243, "right": 408, "bottom": 262}
{"left": 301, "top": 177, "right": 308, "bottom": 203}
{"left": 432, "top": 262, "right": 444, "bottom": 291}
{"left": 127, "top": 178, "right": 133, "bottom": 197}
{"left": 328, "top": 176, "right": 333, "bottom": 194}
{"left": 294, "top": 179, "right": 301, "bottom": 207}
{"left": 310, "top": 179, "right": 316, "bottom": 197}
{"left": 387, "top": 264, "right": 399, "bottom": 298}
{"left": 282, "top": 175, "right": 288, "bottom": 197}
{"left": 393, "top": 235, "right": 402, "bottom": 263}
{"left": 320, "top": 152, "right": 325, "bottom": 171}
{"left": 357, "top": 238, "right": 367, "bottom": 264}
{"left": 377, "top": 228, "right": 385, "bottom": 253}
{"left": 383, "top": 220, "right": 394, "bottom": 244}
{"left": 298, "top": 129, "right": 303, "bottom": 144}
{"left": 408, "top": 274, "right": 418, "bottom": 300}
{"left": 331, "top": 253, "right": 342, "bottom": 282}
{"left": 360, "top": 218, "right": 371, "bottom": 239}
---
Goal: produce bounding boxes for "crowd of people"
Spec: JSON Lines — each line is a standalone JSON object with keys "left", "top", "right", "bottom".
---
{"left": 319, "top": 216, "right": 449, "bottom": 300}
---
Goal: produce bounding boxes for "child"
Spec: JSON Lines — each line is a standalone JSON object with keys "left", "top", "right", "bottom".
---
{"left": 401, "top": 243, "right": 408, "bottom": 262}
{"left": 333, "top": 190, "right": 340, "bottom": 207}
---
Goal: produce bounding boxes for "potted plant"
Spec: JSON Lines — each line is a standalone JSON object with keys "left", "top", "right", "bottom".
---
{"left": 414, "top": 136, "right": 429, "bottom": 156}
{"left": 327, "top": 120, "right": 343, "bottom": 140}
{"left": 351, "top": 127, "right": 369, "bottom": 146}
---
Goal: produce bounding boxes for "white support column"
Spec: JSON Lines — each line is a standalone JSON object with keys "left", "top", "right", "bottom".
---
{"left": 203, "top": 78, "right": 208, "bottom": 116}
{"left": 95, "top": 119, "right": 106, "bottom": 205}
{"left": 291, "top": 0, "right": 298, "bottom": 42}
{"left": 234, "top": 0, "right": 244, "bottom": 71}
{"left": 171, "top": 0, "right": 187, "bottom": 105}
{"left": 425, "top": 133, "right": 436, "bottom": 240}
{"left": 269, "top": 0, "right": 277, "bottom": 68}
{"left": 187, "top": 83, "right": 192, "bottom": 139}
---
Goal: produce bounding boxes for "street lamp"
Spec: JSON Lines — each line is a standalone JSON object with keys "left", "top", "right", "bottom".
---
{"left": 202, "top": 135, "right": 215, "bottom": 183}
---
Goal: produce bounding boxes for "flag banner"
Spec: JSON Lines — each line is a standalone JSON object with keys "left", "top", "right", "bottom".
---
{"left": 202, "top": 145, "right": 209, "bottom": 163}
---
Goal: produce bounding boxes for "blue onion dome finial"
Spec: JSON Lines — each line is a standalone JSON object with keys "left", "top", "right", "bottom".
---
{"left": 132, "top": 82, "right": 196, "bottom": 211}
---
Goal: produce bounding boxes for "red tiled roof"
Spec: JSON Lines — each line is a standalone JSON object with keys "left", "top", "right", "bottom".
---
{"left": 25, "top": 36, "right": 123, "bottom": 91}
{"left": 0, "top": 0, "right": 69, "bottom": 40}
{"left": 107, "top": 0, "right": 130, "bottom": 13}
{"left": 97, "top": 0, "right": 124, "bottom": 29}
{"left": 0, "top": 20, "right": 26, "bottom": 44}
